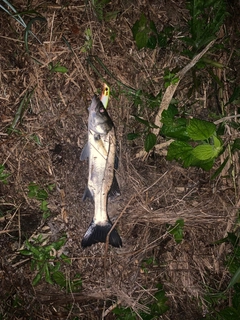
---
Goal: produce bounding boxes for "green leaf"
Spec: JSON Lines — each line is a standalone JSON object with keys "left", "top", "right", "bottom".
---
{"left": 61, "top": 253, "right": 71, "bottom": 264}
{"left": 52, "top": 65, "right": 68, "bottom": 73}
{"left": 192, "top": 144, "right": 217, "bottom": 160}
{"left": 232, "top": 138, "right": 240, "bottom": 153}
{"left": 211, "top": 156, "right": 229, "bottom": 180}
{"left": 144, "top": 133, "right": 157, "bottom": 152}
{"left": 52, "top": 271, "right": 66, "bottom": 288}
{"left": 232, "top": 291, "right": 240, "bottom": 311}
{"left": 32, "top": 273, "right": 42, "bottom": 286}
{"left": 167, "top": 141, "right": 194, "bottom": 167}
{"left": 19, "top": 249, "right": 32, "bottom": 256}
{"left": 187, "top": 118, "right": 216, "bottom": 140}
{"left": 127, "top": 133, "right": 141, "bottom": 140}
{"left": 28, "top": 183, "right": 48, "bottom": 201}
{"left": 40, "top": 200, "right": 48, "bottom": 212}
{"left": 161, "top": 104, "right": 178, "bottom": 123}
{"left": 135, "top": 31, "right": 149, "bottom": 49}
{"left": 161, "top": 118, "right": 189, "bottom": 141}
{"left": 226, "top": 86, "right": 240, "bottom": 105}
{"left": 147, "top": 35, "right": 157, "bottom": 49}
{"left": 218, "top": 307, "right": 240, "bottom": 320}
{"left": 168, "top": 219, "right": 184, "bottom": 244}
{"left": 52, "top": 236, "right": 67, "bottom": 250}
{"left": 132, "top": 19, "right": 140, "bottom": 39}
{"left": 213, "top": 135, "right": 222, "bottom": 148}
{"left": 48, "top": 184, "right": 55, "bottom": 191}
{"left": 44, "top": 263, "right": 53, "bottom": 284}
{"left": 134, "top": 115, "right": 150, "bottom": 127}
{"left": 227, "top": 267, "right": 240, "bottom": 289}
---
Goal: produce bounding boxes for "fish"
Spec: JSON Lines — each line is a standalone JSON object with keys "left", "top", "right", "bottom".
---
{"left": 80, "top": 95, "right": 122, "bottom": 248}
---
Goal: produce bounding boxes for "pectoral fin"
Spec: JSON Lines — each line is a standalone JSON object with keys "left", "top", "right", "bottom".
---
{"left": 80, "top": 142, "right": 89, "bottom": 161}
{"left": 82, "top": 187, "right": 93, "bottom": 201}
{"left": 108, "top": 175, "right": 121, "bottom": 199}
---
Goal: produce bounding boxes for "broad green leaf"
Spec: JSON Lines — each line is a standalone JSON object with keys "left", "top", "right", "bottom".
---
{"left": 147, "top": 35, "right": 157, "bottom": 49}
{"left": 191, "top": 158, "right": 215, "bottom": 171}
{"left": 132, "top": 20, "right": 140, "bottom": 40}
{"left": 187, "top": 118, "right": 216, "bottom": 140}
{"left": 149, "top": 20, "right": 157, "bottom": 33}
{"left": 213, "top": 135, "right": 222, "bottom": 148}
{"left": 161, "top": 118, "right": 189, "bottom": 141}
{"left": 161, "top": 104, "right": 178, "bottom": 123}
{"left": 192, "top": 144, "right": 217, "bottom": 160}
{"left": 135, "top": 31, "right": 149, "bottom": 49}
{"left": 167, "top": 141, "right": 194, "bottom": 167}
{"left": 144, "top": 133, "right": 157, "bottom": 152}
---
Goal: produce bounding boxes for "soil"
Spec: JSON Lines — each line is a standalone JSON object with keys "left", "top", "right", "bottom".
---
{"left": 0, "top": 1, "right": 240, "bottom": 319}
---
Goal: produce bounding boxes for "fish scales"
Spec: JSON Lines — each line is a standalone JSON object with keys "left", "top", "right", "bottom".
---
{"left": 80, "top": 95, "right": 122, "bottom": 248}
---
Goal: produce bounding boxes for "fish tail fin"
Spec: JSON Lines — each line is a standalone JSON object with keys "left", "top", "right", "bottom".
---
{"left": 81, "top": 220, "right": 122, "bottom": 248}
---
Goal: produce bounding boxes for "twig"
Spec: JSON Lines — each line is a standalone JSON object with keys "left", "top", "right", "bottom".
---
{"left": 153, "top": 39, "right": 217, "bottom": 135}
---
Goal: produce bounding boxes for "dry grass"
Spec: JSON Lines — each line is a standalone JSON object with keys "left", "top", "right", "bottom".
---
{"left": 0, "top": 0, "right": 240, "bottom": 319}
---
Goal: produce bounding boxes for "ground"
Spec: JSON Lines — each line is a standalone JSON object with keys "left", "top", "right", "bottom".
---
{"left": 0, "top": 1, "right": 240, "bottom": 319}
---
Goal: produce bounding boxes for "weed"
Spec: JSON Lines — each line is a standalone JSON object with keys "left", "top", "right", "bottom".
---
{"left": 0, "top": 1, "right": 46, "bottom": 53}
{"left": 28, "top": 183, "right": 55, "bottom": 219}
{"left": 202, "top": 229, "right": 240, "bottom": 319}
{"left": 132, "top": 13, "right": 173, "bottom": 50}
{"left": 141, "top": 257, "right": 157, "bottom": 274}
{"left": 81, "top": 28, "right": 93, "bottom": 53}
{"left": 91, "top": 0, "right": 118, "bottom": 21}
{"left": 8, "top": 87, "right": 36, "bottom": 134}
{"left": 167, "top": 219, "right": 185, "bottom": 244}
{"left": 163, "top": 69, "right": 179, "bottom": 88}
{"left": 161, "top": 105, "right": 223, "bottom": 170}
{"left": 0, "top": 164, "right": 11, "bottom": 184}
{"left": 183, "top": 0, "right": 227, "bottom": 55}
{"left": 48, "top": 62, "right": 68, "bottom": 73}
{"left": 113, "top": 284, "right": 169, "bottom": 319}
{"left": 19, "top": 234, "right": 81, "bottom": 290}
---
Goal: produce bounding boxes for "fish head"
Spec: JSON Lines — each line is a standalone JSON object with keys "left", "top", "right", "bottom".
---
{"left": 88, "top": 95, "right": 113, "bottom": 134}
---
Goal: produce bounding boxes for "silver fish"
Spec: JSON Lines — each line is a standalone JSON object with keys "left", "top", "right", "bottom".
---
{"left": 80, "top": 95, "right": 122, "bottom": 248}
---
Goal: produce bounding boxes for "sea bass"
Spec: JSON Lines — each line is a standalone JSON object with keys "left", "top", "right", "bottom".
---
{"left": 80, "top": 95, "right": 122, "bottom": 248}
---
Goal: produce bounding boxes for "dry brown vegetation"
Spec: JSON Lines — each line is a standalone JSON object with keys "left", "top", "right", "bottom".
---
{"left": 0, "top": 0, "right": 240, "bottom": 319}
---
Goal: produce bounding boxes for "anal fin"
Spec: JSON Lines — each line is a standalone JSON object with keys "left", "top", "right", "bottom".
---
{"left": 82, "top": 187, "right": 93, "bottom": 201}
